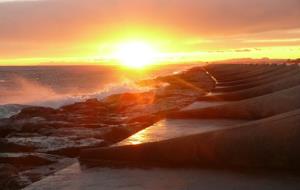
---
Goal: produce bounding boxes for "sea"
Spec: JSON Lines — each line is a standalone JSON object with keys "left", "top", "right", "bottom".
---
{"left": 0, "top": 64, "right": 196, "bottom": 118}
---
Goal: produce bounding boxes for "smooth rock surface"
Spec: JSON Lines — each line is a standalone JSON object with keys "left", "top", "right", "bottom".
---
{"left": 25, "top": 162, "right": 300, "bottom": 190}
{"left": 80, "top": 110, "right": 300, "bottom": 169}
{"left": 116, "top": 119, "right": 246, "bottom": 146}
{"left": 169, "top": 85, "right": 300, "bottom": 120}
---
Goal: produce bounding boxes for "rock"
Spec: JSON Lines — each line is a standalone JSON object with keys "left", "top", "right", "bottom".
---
{"left": 103, "top": 92, "right": 156, "bottom": 112}
{"left": 169, "top": 85, "right": 300, "bottom": 120}
{"left": 0, "top": 139, "right": 35, "bottom": 152}
{"left": 100, "top": 127, "right": 133, "bottom": 144}
{"left": 205, "top": 64, "right": 284, "bottom": 82}
{"left": 80, "top": 110, "right": 300, "bottom": 170}
{"left": 19, "top": 158, "right": 76, "bottom": 186}
{"left": 212, "top": 68, "right": 298, "bottom": 93}
{"left": 60, "top": 98, "right": 108, "bottom": 114}
{"left": 199, "top": 73, "right": 300, "bottom": 101}
{"left": 213, "top": 65, "right": 296, "bottom": 88}
{"left": 154, "top": 67, "right": 215, "bottom": 92}
{"left": 4, "top": 136, "right": 105, "bottom": 153}
{"left": 47, "top": 143, "right": 107, "bottom": 157}
{"left": 2, "top": 63, "right": 300, "bottom": 188}
{"left": 0, "top": 153, "right": 60, "bottom": 170}
{"left": 12, "top": 107, "right": 58, "bottom": 120}
{"left": 0, "top": 164, "right": 22, "bottom": 190}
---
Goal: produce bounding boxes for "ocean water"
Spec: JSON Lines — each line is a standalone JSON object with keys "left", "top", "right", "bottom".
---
{"left": 0, "top": 64, "right": 196, "bottom": 118}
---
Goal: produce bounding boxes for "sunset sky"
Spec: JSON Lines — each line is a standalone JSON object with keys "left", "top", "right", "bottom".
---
{"left": 0, "top": 0, "right": 300, "bottom": 65}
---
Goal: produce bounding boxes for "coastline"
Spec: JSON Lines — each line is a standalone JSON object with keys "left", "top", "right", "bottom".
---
{"left": 1, "top": 62, "right": 300, "bottom": 189}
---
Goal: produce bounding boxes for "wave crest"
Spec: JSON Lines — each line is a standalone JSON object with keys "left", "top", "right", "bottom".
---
{"left": 0, "top": 77, "right": 152, "bottom": 118}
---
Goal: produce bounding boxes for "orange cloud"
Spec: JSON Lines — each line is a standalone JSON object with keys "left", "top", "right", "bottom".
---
{"left": 0, "top": 0, "right": 300, "bottom": 63}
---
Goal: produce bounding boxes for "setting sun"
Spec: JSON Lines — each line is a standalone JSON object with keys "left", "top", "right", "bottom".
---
{"left": 113, "top": 41, "right": 159, "bottom": 68}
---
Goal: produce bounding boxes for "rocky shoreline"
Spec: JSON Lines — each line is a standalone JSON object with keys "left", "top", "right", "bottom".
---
{"left": 0, "top": 66, "right": 215, "bottom": 189}
{"left": 1, "top": 63, "right": 300, "bottom": 189}
{"left": 80, "top": 63, "right": 300, "bottom": 169}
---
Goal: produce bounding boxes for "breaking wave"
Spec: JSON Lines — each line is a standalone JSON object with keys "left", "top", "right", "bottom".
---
{"left": 0, "top": 64, "right": 196, "bottom": 118}
{"left": 0, "top": 78, "right": 152, "bottom": 118}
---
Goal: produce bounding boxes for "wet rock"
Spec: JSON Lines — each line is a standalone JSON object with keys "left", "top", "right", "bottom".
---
{"left": 154, "top": 67, "right": 215, "bottom": 92}
{"left": 12, "top": 107, "right": 58, "bottom": 120}
{"left": 37, "top": 127, "right": 109, "bottom": 138}
{"left": 0, "top": 138, "right": 35, "bottom": 153}
{"left": 47, "top": 142, "right": 107, "bottom": 157}
{"left": 60, "top": 99, "right": 109, "bottom": 115}
{"left": 0, "top": 65, "right": 223, "bottom": 187}
{"left": 0, "top": 153, "right": 59, "bottom": 170}
{"left": 103, "top": 92, "right": 156, "bottom": 112}
{"left": 5, "top": 136, "right": 105, "bottom": 153}
{"left": 100, "top": 127, "right": 132, "bottom": 144}
{"left": 19, "top": 158, "right": 76, "bottom": 186}
{"left": 0, "top": 164, "right": 22, "bottom": 190}
{"left": 80, "top": 110, "right": 300, "bottom": 170}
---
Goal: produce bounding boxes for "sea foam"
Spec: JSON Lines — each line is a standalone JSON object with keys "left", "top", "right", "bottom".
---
{"left": 0, "top": 79, "right": 152, "bottom": 119}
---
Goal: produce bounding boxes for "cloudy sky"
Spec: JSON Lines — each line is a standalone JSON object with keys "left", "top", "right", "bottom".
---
{"left": 0, "top": 0, "right": 300, "bottom": 65}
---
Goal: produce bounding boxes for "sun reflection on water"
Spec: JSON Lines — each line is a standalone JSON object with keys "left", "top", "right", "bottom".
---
{"left": 127, "top": 130, "right": 149, "bottom": 145}
{"left": 125, "top": 120, "right": 167, "bottom": 145}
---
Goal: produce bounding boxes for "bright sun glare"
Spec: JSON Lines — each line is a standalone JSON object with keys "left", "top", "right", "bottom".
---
{"left": 113, "top": 41, "right": 158, "bottom": 68}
